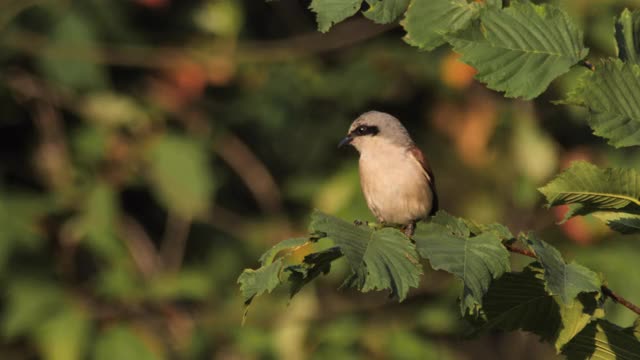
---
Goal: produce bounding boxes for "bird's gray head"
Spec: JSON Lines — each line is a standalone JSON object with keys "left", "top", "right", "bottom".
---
{"left": 338, "top": 111, "right": 413, "bottom": 152}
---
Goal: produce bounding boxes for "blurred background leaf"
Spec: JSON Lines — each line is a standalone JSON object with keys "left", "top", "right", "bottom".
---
{"left": 1, "top": 0, "right": 640, "bottom": 359}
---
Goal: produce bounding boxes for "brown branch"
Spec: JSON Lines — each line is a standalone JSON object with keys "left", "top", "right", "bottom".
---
{"left": 601, "top": 285, "right": 640, "bottom": 316}
{"left": 2, "top": 18, "right": 394, "bottom": 68}
{"left": 503, "top": 242, "right": 640, "bottom": 316}
{"left": 216, "top": 134, "right": 283, "bottom": 214}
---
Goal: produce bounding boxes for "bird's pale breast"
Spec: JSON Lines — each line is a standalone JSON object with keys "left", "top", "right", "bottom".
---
{"left": 358, "top": 142, "right": 433, "bottom": 224}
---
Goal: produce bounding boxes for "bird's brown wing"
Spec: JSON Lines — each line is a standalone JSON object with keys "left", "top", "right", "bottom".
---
{"left": 408, "top": 146, "right": 439, "bottom": 216}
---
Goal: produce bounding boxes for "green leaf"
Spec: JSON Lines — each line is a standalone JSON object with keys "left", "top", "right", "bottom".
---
{"left": 615, "top": 9, "right": 640, "bottom": 64}
{"left": 413, "top": 211, "right": 510, "bottom": 314}
{"left": 38, "top": 12, "right": 108, "bottom": 91}
{"left": 449, "top": 1, "right": 588, "bottom": 99}
{"left": 594, "top": 213, "right": 640, "bottom": 234}
{"left": 259, "top": 237, "right": 308, "bottom": 265}
{"left": 310, "top": 210, "right": 422, "bottom": 301}
{"left": 94, "top": 325, "right": 160, "bottom": 360}
{"left": 481, "top": 265, "right": 602, "bottom": 351}
{"left": 237, "top": 259, "right": 284, "bottom": 305}
{"left": 286, "top": 246, "right": 343, "bottom": 298}
{"left": 34, "top": 305, "right": 91, "bottom": 360}
{"left": 2, "top": 280, "right": 64, "bottom": 339}
{"left": 81, "top": 183, "right": 126, "bottom": 260}
{"left": 309, "top": 0, "right": 363, "bottom": 33}
{"left": 147, "top": 135, "right": 214, "bottom": 218}
{"left": 539, "top": 161, "right": 640, "bottom": 217}
{"left": 401, "top": 0, "right": 480, "bottom": 50}
{"left": 565, "top": 59, "right": 640, "bottom": 147}
{"left": 562, "top": 320, "right": 640, "bottom": 360}
{"left": 526, "top": 234, "right": 601, "bottom": 304}
{"left": 364, "top": 0, "right": 409, "bottom": 24}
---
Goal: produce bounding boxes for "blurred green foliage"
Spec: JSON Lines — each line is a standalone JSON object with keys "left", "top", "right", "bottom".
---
{"left": 1, "top": 0, "right": 640, "bottom": 359}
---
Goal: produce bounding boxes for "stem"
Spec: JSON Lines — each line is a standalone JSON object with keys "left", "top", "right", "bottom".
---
{"left": 504, "top": 242, "right": 640, "bottom": 316}
{"left": 160, "top": 212, "right": 192, "bottom": 272}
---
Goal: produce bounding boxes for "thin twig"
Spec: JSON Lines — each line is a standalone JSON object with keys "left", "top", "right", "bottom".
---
{"left": 118, "top": 215, "right": 162, "bottom": 278}
{"left": 601, "top": 286, "right": 640, "bottom": 315}
{"left": 504, "top": 242, "right": 640, "bottom": 316}
{"left": 160, "top": 212, "right": 192, "bottom": 272}
{"left": 216, "top": 134, "right": 283, "bottom": 214}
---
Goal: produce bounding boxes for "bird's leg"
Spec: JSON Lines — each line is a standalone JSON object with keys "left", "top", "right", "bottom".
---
{"left": 403, "top": 222, "right": 416, "bottom": 237}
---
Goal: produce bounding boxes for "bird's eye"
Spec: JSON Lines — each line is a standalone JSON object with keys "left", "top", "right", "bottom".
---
{"left": 357, "top": 126, "right": 368, "bottom": 135}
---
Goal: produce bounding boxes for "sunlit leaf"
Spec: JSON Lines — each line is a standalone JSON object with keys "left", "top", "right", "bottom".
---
{"left": 259, "top": 238, "right": 308, "bottom": 265}
{"left": 286, "top": 246, "right": 343, "bottom": 298}
{"left": 402, "top": 0, "right": 480, "bottom": 50}
{"left": 539, "top": 161, "right": 640, "bottom": 227}
{"left": 562, "top": 320, "right": 640, "bottom": 360}
{"left": 449, "top": 1, "right": 587, "bottom": 99}
{"left": 309, "top": 0, "right": 363, "bottom": 33}
{"left": 310, "top": 210, "right": 422, "bottom": 301}
{"left": 364, "top": 0, "right": 409, "bottom": 24}
{"left": 413, "top": 211, "right": 510, "bottom": 314}
{"left": 526, "top": 234, "right": 601, "bottom": 304}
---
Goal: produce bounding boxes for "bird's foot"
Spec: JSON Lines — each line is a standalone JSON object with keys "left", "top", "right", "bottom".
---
{"left": 353, "top": 219, "right": 368, "bottom": 226}
{"left": 403, "top": 222, "right": 416, "bottom": 237}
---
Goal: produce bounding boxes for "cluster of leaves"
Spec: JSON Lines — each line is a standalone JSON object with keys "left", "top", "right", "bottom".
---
{"left": 311, "top": 0, "right": 587, "bottom": 100}
{"left": 241, "top": 0, "right": 640, "bottom": 358}
{"left": 311, "top": 0, "right": 640, "bottom": 148}
{"left": 239, "top": 210, "right": 640, "bottom": 358}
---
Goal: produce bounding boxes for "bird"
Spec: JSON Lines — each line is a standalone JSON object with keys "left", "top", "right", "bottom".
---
{"left": 338, "top": 111, "right": 438, "bottom": 236}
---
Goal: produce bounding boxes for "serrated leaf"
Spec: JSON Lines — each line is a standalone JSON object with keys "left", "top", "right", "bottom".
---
{"left": 402, "top": 0, "right": 480, "bottom": 50}
{"left": 259, "top": 237, "right": 308, "bottom": 265}
{"left": 539, "top": 161, "right": 640, "bottom": 217}
{"left": 310, "top": 0, "right": 363, "bottom": 33}
{"left": 147, "top": 135, "right": 214, "bottom": 218}
{"left": 616, "top": 9, "right": 640, "bottom": 64}
{"left": 310, "top": 210, "right": 422, "bottom": 301}
{"left": 482, "top": 265, "right": 561, "bottom": 339}
{"left": 286, "top": 246, "right": 343, "bottom": 298}
{"left": 237, "top": 259, "right": 284, "bottom": 306}
{"left": 591, "top": 213, "right": 640, "bottom": 234}
{"left": 481, "top": 264, "right": 601, "bottom": 350}
{"left": 364, "top": 0, "right": 409, "bottom": 24}
{"left": 565, "top": 59, "right": 640, "bottom": 147}
{"left": 562, "top": 320, "right": 640, "bottom": 360}
{"left": 526, "top": 234, "right": 600, "bottom": 304}
{"left": 449, "top": 1, "right": 587, "bottom": 99}
{"left": 556, "top": 295, "right": 604, "bottom": 352}
{"left": 413, "top": 211, "right": 510, "bottom": 314}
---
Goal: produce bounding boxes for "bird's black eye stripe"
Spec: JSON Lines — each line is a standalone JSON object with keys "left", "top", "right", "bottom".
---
{"left": 354, "top": 125, "right": 379, "bottom": 136}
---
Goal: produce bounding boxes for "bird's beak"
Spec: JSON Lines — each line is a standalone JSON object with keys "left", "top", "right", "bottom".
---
{"left": 338, "top": 135, "right": 353, "bottom": 148}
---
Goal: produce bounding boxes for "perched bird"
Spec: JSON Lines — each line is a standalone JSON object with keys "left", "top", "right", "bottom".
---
{"left": 338, "top": 111, "right": 438, "bottom": 236}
